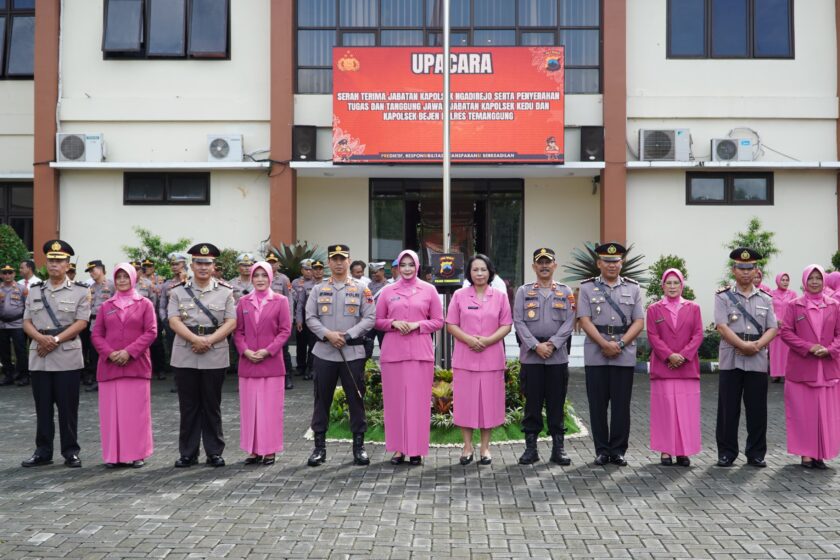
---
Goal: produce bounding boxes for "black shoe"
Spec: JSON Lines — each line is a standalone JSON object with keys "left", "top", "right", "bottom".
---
{"left": 244, "top": 455, "right": 262, "bottom": 465}
{"left": 64, "top": 454, "right": 82, "bottom": 468}
{"left": 390, "top": 453, "right": 405, "bottom": 465}
{"left": 518, "top": 433, "right": 540, "bottom": 465}
{"left": 549, "top": 434, "right": 571, "bottom": 466}
{"left": 610, "top": 455, "right": 628, "bottom": 467}
{"left": 85, "top": 382, "right": 98, "bottom": 392}
{"left": 814, "top": 459, "right": 828, "bottom": 470}
{"left": 294, "top": 367, "right": 306, "bottom": 377}
{"left": 303, "top": 372, "right": 313, "bottom": 381}
{"left": 772, "top": 377, "right": 782, "bottom": 383}
{"left": 131, "top": 460, "right": 145, "bottom": 468}
{"left": 285, "top": 377, "right": 294, "bottom": 390}
{"left": 801, "top": 458, "right": 815, "bottom": 469}
{"left": 0, "top": 377, "right": 15, "bottom": 386}
{"left": 307, "top": 432, "right": 326, "bottom": 466}
{"left": 459, "top": 453, "right": 474, "bottom": 466}
{"left": 676, "top": 456, "right": 691, "bottom": 467}
{"left": 352, "top": 432, "right": 370, "bottom": 466}
{"left": 747, "top": 457, "right": 767, "bottom": 468}
{"left": 104, "top": 462, "right": 119, "bottom": 469}
{"left": 206, "top": 455, "right": 225, "bottom": 467}
{"left": 262, "top": 455, "right": 276, "bottom": 466}
{"left": 82, "top": 376, "right": 94, "bottom": 386}
{"left": 174, "top": 456, "right": 198, "bottom": 468}
{"left": 409, "top": 456, "right": 422, "bottom": 466}
{"left": 716, "top": 456, "right": 735, "bottom": 467}
{"left": 156, "top": 372, "right": 167, "bottom": 380}
{"left": 479, "top": 455, "right": 492, "bottom": 465}
{"left": 15, "top": 376, "right": 29, "bottom": 386}
{"left": 593, "top": 454, "right": 610, "bottom": 466}
{"left": 21, "top": 455, "right": 53, "bottom": 468}
{"left": 660, "top": 455, "right": 673, "bottom": 466}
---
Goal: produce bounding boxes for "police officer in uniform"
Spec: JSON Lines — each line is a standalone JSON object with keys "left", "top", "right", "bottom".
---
{"left": 229, "top": 253, "right": 255, "bottom": 304}
{"left": 135, "top": 259, "right": 167, "bottom": 380}
{"left": 513, "top": 248, "right": 576, "bottom": 465}
{"left": 159, "top": 253, "right": 189, "bottom": 383}
{"left": 305, "top": 245, "right": 375, "bottom": 467}
{"left": 168, "top": 243, "right": 236, "bottom": 468}
{"left": 0, "top": 264, "right": 28, "bottom": 386}
{"left": 577, "top": 242, "right": 645, "bottom": 466}
{"left": 293, "top": 259, "right": 318, "bottom": 379}
{"left": 21, "top": 240, "right": 91, "bottom": 468}
{"left": 714, "top": 248, "right": 778, "bottom": 468}
{"left": 66, "top": 262, "right": 78, "bottom": 282}
{"left": 82, "top": 260, "right": 115, "bottom": 392}
{"left": 364, "top": 262, "right": 388, "bottom": 359}
{"left": 267, "top": 252, "right": 295, "bottom": 390}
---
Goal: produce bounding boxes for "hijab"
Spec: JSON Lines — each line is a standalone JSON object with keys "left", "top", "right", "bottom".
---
{"left": 825, "top": 271, "right": 840, "bottom": 291}
{"left": 242, "top": 261, "right": 274, "bottom": 320}
{"left": 395, "top": 249, "right": 420, "bottom": 288}
{"left": 660, "top": 268, "right": 685, "bottom": 327}
{"left": 109, "top": 262, "right": 142, "bottom": 311}
{"left": 770, "top": 272, "right": 796, "bottom": 302}
{"left": 802, "top": 264, "right": 826, "bottom": 305}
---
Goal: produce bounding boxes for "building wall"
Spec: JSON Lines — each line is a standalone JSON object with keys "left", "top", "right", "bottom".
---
{"left": 0, "top": 81, "right": 34, "bottom": 174}
{"left": 626, "top": 170, "right": 838, "bottom": 322}
{"left": 297, "top": 177, "right": 370, "bottom": 262}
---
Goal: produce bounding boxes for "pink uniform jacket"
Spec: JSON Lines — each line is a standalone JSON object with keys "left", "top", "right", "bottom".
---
{"left": 375, "top": 280, "right": 444, "bottom": 363}
{"left": 645, "top": 300, "right": 704, "bottom": 380}
{"left": 446, "top": 285, "right": 512, "bottom": 372}
{"left": 233, "top": 295, "right": 292, "bottom": 378}
{"left": 91, "top": 297, "right": 158, "bottom": 382}
{"left": 780, "top": 297, "right": 840, "bottom": 383}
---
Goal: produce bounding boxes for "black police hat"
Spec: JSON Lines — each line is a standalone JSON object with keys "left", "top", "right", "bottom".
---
{"left": 265, "top": 253, "right": 279, "bottom": 263}
{"left": 85, "top": 259, "right": 105, "bottom": 272}
{"left": 594, "top": 242, "right": 627, "bottom": 262}
{"left": 142, "top": 259, "right": 155, "bottom": 267}
{"left": 532, "top": 247, "right": 556, "bottom": 263}
{"left": 43, "top": 239, "right": 74, "bottom": 259}
{"left": 188, "top": 243, "right": 221, "bottom": 263}
{"left": 328, "top": 244, "right": 350, "bottom": 258}
{"left": 0, "top": 264, "right": 14, "bottom": 273}
{"left": 68, "top": 263, "right": 77, "bottom": 272}
{"left": 311, "top": 260, "right": 325, "bottom": 269}
{"left": 729, "top": 247, "right": 762, "bottom": 269}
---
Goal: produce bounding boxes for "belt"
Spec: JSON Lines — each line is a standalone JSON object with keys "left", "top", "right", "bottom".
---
{"left": 345, "top": 337, "right": 366, "bottom": 346}
{"left": 90, "top": 314, "right": 97, "bottom": 319}
{"left": 1, "top": 314, "right": 24, "bottom": 322}
{"left": 596, "top": 324, "right": 628, "bottom": 336}
{"left": 38, "top": 327, "right": 68, "bottom": 336}
{"left": 535, "top": 336, "right": 551, "bottom": 343}
{"left": 188, "top": 325, "right": 218, "bottom": 335}
{"left": 734, "top": 332, "right": 761, "bottom": 342}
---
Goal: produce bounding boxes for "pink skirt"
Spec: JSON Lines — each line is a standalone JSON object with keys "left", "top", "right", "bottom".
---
{"left": 381, "top": 360, "right": 434, "bottom": 456}
{"left": 649, "top": 378, "right": 701, "bottom": 456}
{"left": 453, "top": 368, "right": 505, "bottom": 429}
{"left": 239, "top": 376, "right": 285, "bottom": 456}
{"left": 98, "top": 378, "right": 153, "bottom": 463}
{"left": 785, "top": 380, "right": 840, "bottom": 460}
{"left": 769, "top": 337, "right": 790, "bottom": 378}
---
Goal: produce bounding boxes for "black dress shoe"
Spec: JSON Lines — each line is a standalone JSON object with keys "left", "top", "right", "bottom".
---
{"left": 409, "top": 456, "right": 422, "bottom": 466}
{"left": 64, "top": 455, "right": 82, "bottom": 468}
{"left": 104, "top": 462, "right": 119, "bottom": 469}
{"left": 390, "top": 453, "right": 405, "bottom": 465}
{"left": 21, "top": 455, "right": 53, "bottom": 468}
{"left": 243, "top": 455, "right": 262, "bottom": 465}
{"left": 610, "top": 455, "right": 628, "bottom": 467}
{"left": 593, "top": 454, "right": 610, "bottom": 466}
{"left": 174, "top": 456, "right": 198, "bottom": 468}
{"left": 262, "top": 455, "right": 276, "bottom": 466}
{"left": 303, "top": 371, "right": 313, "bottom": 381}
{"left": 0, "top": 377, "right": 15, "bottom": 386}
{"left": 479, "top": 455, "right": 492, "bottom": 465}
{"left": 716, "top": 456, "right": 735, "bottom": 467}
{"left": 131, "top": 460, "right": 145, "bottom": 468}
{"left": 285, "top": 377, "right": 294, "bottom": 390}
{"left": 85, "top": 382, "right": 98, "bottom": 392}
{"left": 676, "top": 456, "right": 691, "bottom": 467}
{"left": 459, "top": 453, "right": 474, "bottom": 466}
{"left": 15, "top": 376, "right": 29, "bottom": 386}
{"left": 156, "top": 372, "right": 167, "bottom": 380}
{"left": 814, "top": 459, "right": 828, "bottom": 470}
{"left": 206, "top": 455, "right": 225, "bottom": 467}
{"left": 747, "top": 457, "right": 767, "bottom": 468}
{"left": 801, "top": 458, "right": 815, "bottom": 469}
{"left": 660, "top": 455, "right": 673, "bottom": 466}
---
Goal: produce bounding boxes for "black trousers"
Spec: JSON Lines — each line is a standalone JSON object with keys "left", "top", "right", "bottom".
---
{"left": 0, "top": 327, "right": 27, "bottom": 379}
{"left": 163, "top": 325, "right": 176, "bottom": 373}
{"left": 80, "top": 324, "right": 99, "bottom": 381}
{"left": 295, "top": 324, "right": 314, "bottom": 370}
{"left": 310, "top": 356, "right": 367, "bottom": 434}
{"left": 174, "top": 367, "right": 226, "bottom": 458}
{"left": 149, "top": 322, "right": 166, "bottom": 375}
{"left": 283, "top": 343, "right": 293, "bottom": 373}
{"left": 585, "top": 365, "right": 634, "bottom": 456}
{"left": 716, "top": 368, "right": 768, "bottom": 461}
{"left": 520, "top": 362, "right": 569, "bottom": 439}
{"left": 30, "top": 370, "right": 81, "bottom": 459}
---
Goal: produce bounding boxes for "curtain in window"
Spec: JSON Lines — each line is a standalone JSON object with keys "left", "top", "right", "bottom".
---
{"left": 559, "top": 0, "right": 599, "bottom": 26}
{"left": 298, "top": 30, "right": 335, "bottom": 65}
{"left": 381, "top": 0, "right": 422, "bottom": 27}
{"left": 559, "top": 29, "right": 599, "bottom": 66}
{"left": 519, "top": 0, "right": 557, "bottom": 27}
{"left": 340, "top": 0, "right": 377, "bottom": 27}
{"left": 427, "top": 0, "right": 469, "bottom": 27}
{"left": 298, "top": 0, "right": 336, "bottom": 26}
{"left": 474, "top": 0, "right": 514, "bottom": 27}
{"left": 382, "top": 30, "right": 424, "bottom": 45}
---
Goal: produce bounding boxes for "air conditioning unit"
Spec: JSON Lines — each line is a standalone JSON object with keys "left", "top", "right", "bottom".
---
{"left": 639, "top": 129, "right": 690, "bottom": 161}
{"left": 207, "top": 134, "right": 243, "bottom": 162}
{"left": 711, "top": 138, "right": 753, "bottom": 162}
{"left": 56, "top": 133, "right": 104, "bottom": 162}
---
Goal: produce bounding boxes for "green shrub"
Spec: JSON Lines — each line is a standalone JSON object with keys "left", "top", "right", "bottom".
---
{"left": 121, "top": 227, "right": 191, "bottom": 279}
{"left": 434, "top": 366, "right": 453, "bottom": 383}
{"left": 724, "top": 217, "right": 779, "bottom": 281}
{"left": 329, "top": 387, "right": 348, "bottom": 424}
{"left": 562, "top": 241, "right": 649, "bottom": 286}
{"left": 646, "top": 254, "right": 696, "bottom": 305}
{"left": 831, "top": 251, "right": 840, "bottom": 272}
{"left": 0, "top": 225, "right": 30, "bottom": 279}
{"left": 698, "top": 323, "right": 721, "bottom": 360}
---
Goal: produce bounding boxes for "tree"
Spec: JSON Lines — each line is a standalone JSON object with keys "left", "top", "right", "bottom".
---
{"left": 0, "top": 225, "right": 31, "bottom": 280}
{"left": 645, "top": 254, "right": 696, "bottom": 305}
{"left": 723, "top": 217, "right": 779, "bottom": 281}
{"left": 215, "top": 248, "right": 240, "bottom": 280}
{"left": 562, "top": 241, "right": 648, "bottom": 286}
{"left": 121, "top": 227, "right": 191, "bottom": 279}
{"left": 271, "top": 241, "right": 328, "bottom": 280}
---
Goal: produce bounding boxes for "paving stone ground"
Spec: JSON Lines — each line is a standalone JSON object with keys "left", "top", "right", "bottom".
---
{"left": 0, "top": 370, "right": 838, "bottom": 559}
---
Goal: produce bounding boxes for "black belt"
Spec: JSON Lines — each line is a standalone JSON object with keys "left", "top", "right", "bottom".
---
{"left": 536, "top": 336, "right": 551, "bottom": 343}
{"left": 734, "top": 332, "right": 761, "bottom": 342}
{"left": 188, "top": 325, "right": 218, "bottom": 335}
{"left": 596, "top": 324, "right": 628, "bottom": 336}
{"left": 345, "top": 337, "right": 366, "bottom": 346}
{"left": 1, "top": 314, "right": 23, "bottom": 322}
{"left": 38, "top": 327, "right": 68, "bottom": 336}
{"left": 90, "top": 314, "right": 97, "bottom": 319}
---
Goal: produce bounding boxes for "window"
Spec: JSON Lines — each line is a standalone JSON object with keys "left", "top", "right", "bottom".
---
{"left": 0, "top": 182, "right": 33, "bottom": 249}
{"left": 686, "top": 172, "right": 773, "bottom": 205}
{"left": 667, "top": 0, "right": 793, "bottom": 59}
{"left": 124, "top": 173, "right": 210, "bottom": 205}
{"left": 102, "top": 0, "right": 230, "bottom": 59}
{"left": 296, "top": 0, "right": 601, "bottom": 94}
{"left": 0, "top": 0, "right": 35, "bottom": 79}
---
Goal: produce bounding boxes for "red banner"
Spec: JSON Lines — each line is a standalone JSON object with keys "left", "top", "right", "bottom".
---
{"left": 332, "top": 47, "right": 565, "bottom": 164}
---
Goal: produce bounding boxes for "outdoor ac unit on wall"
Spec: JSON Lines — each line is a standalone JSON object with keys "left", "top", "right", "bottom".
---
{"left": 207, "top": 134, "right": 243, "bottom": 162}
{"left": 711, "top": 138, "right": 753, "bottom": 162}
{"left": 638, "top": 129, "right": 690, "bottom": 161}
{"left": 56, "top": 133, "right": 105, "bottom": 162}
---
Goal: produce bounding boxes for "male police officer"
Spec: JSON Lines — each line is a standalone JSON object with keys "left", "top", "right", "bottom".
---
{"left": 0, "top": 264, "right": 27, "bottom": 386}
{"left": 364, "top": 262, "right": 388, "bottom": 359}
{"left": 293, "top": 259, "right": 318, "bottom": 379}
{"left": 513, "top": 248, "right": 576, "bottom": 465}
{"left": 305, "top": 245, "right": 375, "bottom": 467}
{"left": 159, "top": 253, "right": 189, "bottom": 383}
{"left": 577, "top": 243, "right": 644, "bottom": 467}
{"left": 167, "top": 243, "right": 236, "bottom": 468}
{"left": 82, "top": 260, "right": 115, "bottom": 392}
{"left": 266, "top": 252, "right": 295, "bottom": 390}
{"left": 229, "top": 253, "right": 255, "bottom": 304}
{"left": 21, "top": 240, "right": 90, "bottom": 468}
{"left": 135, "top": 259, "right": 167, "bottom": 380}
{"left": 714, "top": 248, "right": 778, "bottom": 468}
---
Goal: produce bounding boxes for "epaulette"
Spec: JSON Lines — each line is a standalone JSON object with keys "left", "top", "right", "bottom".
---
{"left": 171, "top": 280, "right": 185, "bottom": 288}
{"left": 716, "top": 285, "right": 731, "bottom": 294}
{"left": 73, "top": 281, "right": 88, "bottom": 288}
{"left": 758, "top": 288, "right": 773, "bottom": 299}
{"left": 623, "top": 277, "right": 639, "bottom": 285}
{"left": 217, "top": 280, "right": 232, "bottom": 289}
{"left": 580, "top": 277, "right": 596, "bottom": 284}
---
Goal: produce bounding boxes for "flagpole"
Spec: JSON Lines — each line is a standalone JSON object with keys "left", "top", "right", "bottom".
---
{"left": 442, "top": 0, "right": 451, "bottom": 253}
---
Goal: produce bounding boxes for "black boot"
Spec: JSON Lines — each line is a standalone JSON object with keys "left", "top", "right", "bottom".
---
{"left": 352, "top": 432, "right": 370, "bottom": 466}
{"left": 549, "top": 434, "right": 571, "bottom": 465}
{"left": 518, "top": 433, "right": 540, "bottom": 465}
{"left": 307, "top": 432, "right": 326, "bottom": 466}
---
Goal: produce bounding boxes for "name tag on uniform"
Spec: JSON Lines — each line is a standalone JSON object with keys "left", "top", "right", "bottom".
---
{"left": 318, "top": 297, "right": 331, "bottom": 303}
{"left": 756, "top": 305, "right": 769, "bottom": 310}
{"left": 796, "top": 315, "right": 806, "bottom": 322}
{"left": 655, "top": 317, "right": 664, "bottom": 324}
{"left": 552, "top": 302, "right": 565, "bottom": 309}
{"left": 243, "top": 309, "right": 249, "bottom": 314}
{"left": 389, "top": 296, "right": 401, "bottom": 301}
{"left": 468, "top": 305, "right": 479, "bottom": 310}
{"left": 106, "top": 309, "right": 118, "bottom": 315}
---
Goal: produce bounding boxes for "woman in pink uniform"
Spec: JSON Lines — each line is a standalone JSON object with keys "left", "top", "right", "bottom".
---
{"left": 780, "top": 264, "right": 840, "bottom": 469}
{"left": 446, "top": 254, "right": 512, "bottom": 465}
{"left": 824, "top": 271, "right": 840, "bottom": 299}
{"left": 645, "top": 269, "right": 703, "bottom": 467}
{"left": 375, "top": 250, "right": 443, "bottom": 465}
{"left": 769, "top": 272, "right": 797, "bottom": 383}
{"left": 92, "top": 262, "right": 157, "bottom": 468}
{"left": 753, "top": 268, "right": 772, "bottom": 292}
{"left": 233, "top": 261, "right": 291, "bottom": 466}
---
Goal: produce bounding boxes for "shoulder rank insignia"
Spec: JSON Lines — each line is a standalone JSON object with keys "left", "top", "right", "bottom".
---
{"left": 716, "top": 285, "right": 731, "bottom": 294}
{"left": 217, "top": 280, "right": 233, "bottom": 289}
{"left": 580, "top": 277, "right": 595, "bottom": 284}
{"left": 623, "top": 277, "right": 639, "bottom": 285}
{"left": 73, "top": 281, "right": 88, "bottom": 288}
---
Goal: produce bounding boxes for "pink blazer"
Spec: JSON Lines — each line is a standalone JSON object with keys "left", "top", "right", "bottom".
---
{"left": 780, "top": 297, "right": 840, "bottom": 382}
{"left": 91, "top": 298, "right": 158, "bottom": 382}
{"left": 233, "top": 294, "right": 291, "bottom": 377}
{"left": 446, "top": 285, "right": 512, "bottom": 372}
{"left": 646, "top": 300, "right": 703, "bottom": 380}
{"left": 375, "top": 280, "right": 444, "bottom": 363}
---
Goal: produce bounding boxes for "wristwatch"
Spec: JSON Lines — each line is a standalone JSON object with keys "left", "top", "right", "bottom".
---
{"left": 618, "top": 340, "right": 625, "bottom": 350}
{"left": 52, "top": 335, "right": 60, "bottom": 344}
